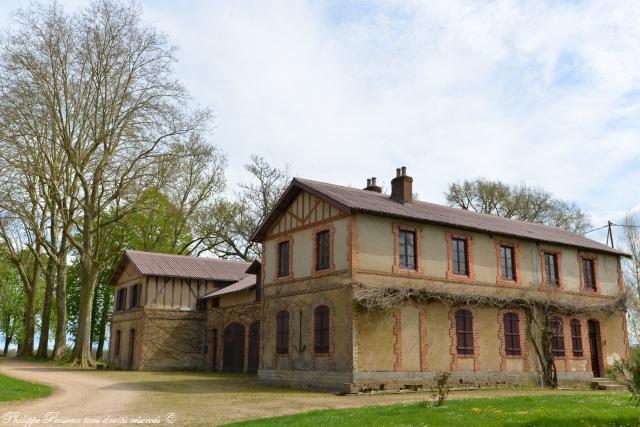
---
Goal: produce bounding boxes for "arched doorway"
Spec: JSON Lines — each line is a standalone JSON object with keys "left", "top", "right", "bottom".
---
{"left": 248, "top": 321, "right": 260, "bottom": 373}
{"left": 588, "top": 319, "right": 603, "bottom": 377}
{"left": 128, "top": 329, "right": 135, "bottom": 369}
{"left": 223, "top": 323, "right": 245, "bottom": 373}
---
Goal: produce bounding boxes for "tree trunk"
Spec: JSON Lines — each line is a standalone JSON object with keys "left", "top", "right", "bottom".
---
{"left": 37, "top": 256, "right": 56, "bottom": 358}
{"left": 70, "top": 217, "right": 98, "bottom": 368}
{"left": 51, "top": 237, "right": 68, "bottom": 360}
{"left": 95, "top": 293, "right": 111, "bottom": 360}
{"left": 526, "top": 304, "right": 557, "bottom": 388}
{"left": 3, "top": 334, "right": 11, "bottom": 356}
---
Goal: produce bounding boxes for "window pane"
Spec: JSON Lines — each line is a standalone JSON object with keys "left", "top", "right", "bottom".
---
{"left": 278, "top": 242, "right": 289, "bottom": 277}
{"left": 399, "top": 230, "right": 417, "bottom": 270}
{"left": 452, "top": 239, "right": 468, "bottom": 275}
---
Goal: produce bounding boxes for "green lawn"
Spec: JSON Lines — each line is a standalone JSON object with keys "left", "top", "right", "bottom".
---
{"left": 0, "top": 373, "right": 51, "bottom": 402}
{"left": 227, "top": 394, "right": 640, "bottom": 427}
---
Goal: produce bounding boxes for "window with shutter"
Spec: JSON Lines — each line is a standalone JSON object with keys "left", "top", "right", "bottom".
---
{"left": 503, "top": 312, "right": 521, "bottom": 356}
{"left": 544, "top": 253, "right": 559, "bottom": 285}
{"left": 550, "top": 317, "right": 565, "bottom": 357}
{"left": 316, "top": 231, "right": 330, "bottom": 271}
{"left": 582, "top": 259, "right": 596, "bottom": 291}
{"left": 277, "top": 241, "right": 290, "bottom": 278}
{"left": 570, "top": 319, "right": 583, "bottom": 357}
{"left": 276, "top": 310, "right": 289, "bottom": 354}
{"left": 314, "top": 306, "right": 330, "bottom": 353}
{"left": 455, "top": 309, "right": 474, "bottom": 355}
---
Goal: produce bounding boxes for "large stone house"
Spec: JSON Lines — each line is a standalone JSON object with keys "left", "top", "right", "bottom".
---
{"left": 110, "top": 168, "right": 630, "bottom": 392}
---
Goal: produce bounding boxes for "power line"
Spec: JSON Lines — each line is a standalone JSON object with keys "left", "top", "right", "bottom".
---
{"left": 584, "top": 223, "right": 640, "bottom": 234}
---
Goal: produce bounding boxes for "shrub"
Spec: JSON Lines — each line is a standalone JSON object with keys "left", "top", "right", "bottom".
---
{"left": 431, "top": 371, "right": 451, "bottom": 407}
{"left": 608, "top": 353, "right": 640, "bottom": 406}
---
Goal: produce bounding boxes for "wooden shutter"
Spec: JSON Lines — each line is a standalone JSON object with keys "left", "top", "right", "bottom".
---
{"left": 314, "top": 306, "right": 330, "bottom": 353}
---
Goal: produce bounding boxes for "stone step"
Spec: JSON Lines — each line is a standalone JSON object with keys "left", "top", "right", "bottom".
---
{"left": 590, "top": 379, "right": 626, "bottom": 391}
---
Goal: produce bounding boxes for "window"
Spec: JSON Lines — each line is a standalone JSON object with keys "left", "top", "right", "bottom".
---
{"left": 129, "top": 284, "right": 141, "bottom": 309}
{"left": 277, "top": 241, "right": 290, "bottom": 278}
{"left": 503, "top": 312, "right": 521, "bottom": 356}
{"left": 398, "top": 230, "right": 417, "bottom": 270}
{"left": 500, "top": 245, "right": 516, "bottom": 281}
{"left": 452, "top": 238, "right": 469, "bottom": 275}
{"left": 276, "top": 310, "right": 289, "bottom": 354}
{"left": 116, "top": 288, "right": 127, "bottom": 312}
{"left": 570, "top": 319, "right": 584, "bottom": 357}
{"left": 314, "top": 306, "right": 330, "bottom": 353}
{"left": 544, "top": 252, "right": 559, "bottom": 285}
{"left": 582, "top": 259, "right": 596, "bottom": 291}
{"left": 114, "top": 330, "right": 121, "bottom": 357}
{"left": 316, "top": 230, "right": 331, "bottom": 271}
{"left": 455, "top": 309, "right": 474, "bottom": 355}
{"left": 550, "top": 317, "right": 565, "bottom": 357}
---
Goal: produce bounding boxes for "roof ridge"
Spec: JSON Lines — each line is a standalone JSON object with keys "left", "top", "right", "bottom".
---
{"left": 125, "top": 250, "right": 250, "bottom": 264}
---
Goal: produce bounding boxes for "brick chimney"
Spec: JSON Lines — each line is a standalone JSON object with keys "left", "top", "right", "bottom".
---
{"left": 363, "top": 177, "right": 382, "bottom": 193}
{"left": 390, "top": 166, "right": 412, "bottom": 203}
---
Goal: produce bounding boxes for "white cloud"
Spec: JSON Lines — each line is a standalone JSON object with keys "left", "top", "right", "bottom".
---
{"left": 2, "top": 0, "right": 639, "bottom": 237}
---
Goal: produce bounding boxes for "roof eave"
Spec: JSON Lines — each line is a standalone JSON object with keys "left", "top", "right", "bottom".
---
{"left": 251, "top": 178, "right": 352, "bottom": 242}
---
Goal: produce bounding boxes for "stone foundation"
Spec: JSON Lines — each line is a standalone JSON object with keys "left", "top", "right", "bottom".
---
{"left": 258, "top": 369, "right": 353, "bottom": 392}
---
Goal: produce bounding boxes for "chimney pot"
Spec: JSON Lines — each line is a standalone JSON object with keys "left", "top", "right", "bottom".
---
{"left": 363, "top": 176, "right": 382, "bottom": 193}
{"left": 367, "top": 178, "right": 371, "bottom": 187}
{"left": 390, "top": 166, "right": 413, "bottom": 204}
{"left": 371, "top": 177, "right": 377, "bottom": 186}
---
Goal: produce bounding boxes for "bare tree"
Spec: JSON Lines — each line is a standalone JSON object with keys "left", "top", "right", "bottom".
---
{"left": 0, "top": 1, "right": 210, "bottom": 366}
{"left": 446, "top": 179, "right": 591, "bottom": 233}
{"left": 621, "top": 213, "right": 640, "bottom": 342}
{"left": 193, "top": 155, "right": 289, "bottom": 260}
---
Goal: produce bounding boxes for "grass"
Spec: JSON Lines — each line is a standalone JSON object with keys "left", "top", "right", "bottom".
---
{"left": 226, "top": 394, "right": 640, "bottom": 427}
{"left": 0, "top": 373, "right": 51, "bottom": 402}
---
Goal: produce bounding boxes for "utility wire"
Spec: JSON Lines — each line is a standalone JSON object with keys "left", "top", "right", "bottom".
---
{"left": 584, "top": 223, "right": 640, "bottom": 234}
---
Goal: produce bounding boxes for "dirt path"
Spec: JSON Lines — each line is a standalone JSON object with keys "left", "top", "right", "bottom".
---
{"left": 0, "top": 359, "right": 607, "bottom": 426}
{"left": 0, "top": 359, "right": 143, "bottom": 426}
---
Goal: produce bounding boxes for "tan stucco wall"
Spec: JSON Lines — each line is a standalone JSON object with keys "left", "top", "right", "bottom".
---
{"left": 426, "top": 303, "right": 452, "bottom": 371}
{"left": 401, "top": 306, "right": 421, "bottom": 371}
{"left": 354, "top": 213, "right": 621, "bottom": 296}
{"left": 602, "top": 310, "right": 629, "bottom": 366}
{"left": 219, "top": 289, "right": 256, "bottom": 307}
{"left": 354, "top": 309, "right": 395, "bottom": 371}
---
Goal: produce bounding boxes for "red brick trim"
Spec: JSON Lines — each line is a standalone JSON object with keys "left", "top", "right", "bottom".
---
{"left": 622, "top": 311, "right": 631, "bottom": 360}
{"left": 497, "top": 309, "right": 530, "bottom": 371}
{"left": 617, "top": 256, "right": 625, "bottom": 294}
{"left": 578, "top": 254, "right": 600, "bottom": 295}
{"left": 274, "top": 236, "right": 294, "bottom": 284}
{"left": 446, "top": 232, "right": 475, "bottom": 282}
{"left": 348, "top": 215, "right": 359, "bottom": 273}
{"left": 392, "top": 223, "right": 424, "bottom": 275}
{"left": 449, "top": 306, "right": 480, "bottom": 371}
{"left": 392, "top": 300, "right": 429, "bottom": 372}
{"left": 539, "top": 249, "right": 563, "bottom": 290}
{"left": 312, "top": 224, "right": 336, "bottom": 278}
{"left": 495, "top": 240, "right": 522, "bottom": 286}
{"left": 393, "top": 308, "right": 402, "bottom": 372}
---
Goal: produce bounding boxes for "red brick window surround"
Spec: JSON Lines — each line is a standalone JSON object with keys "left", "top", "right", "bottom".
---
{"left": 503, "top": 312, "right": 521, "bottom": 356}
{"left": 455, "top": 309, "right": 474, "bottom": 355}
{"left": 392, "top": 224, "right": 424, "bottom": 275}
{"left": 495, "top": 241, "right": 522, "bottom": 285}
{"left": 446, "top": 232, "right": 475, "bottom": 281}
{"left": 313, "top": 224, "right": 335, "bottom": 276}
{"left": 550, "top": 316, "right": 566, "bottom": 357}
{"left": 540, "top": 249, "right": 562, "bottom": 289}
{"left": 570, "top": 319, "right": 584, "bottom": 357}
{"left": 578, "top": 255, "right": 599, "bottom": 294}
{"left": 276, "top": 310, "right": 289, "bottom": 354}
{"left": 314, "top": 305, "right": 330, "bottom": 354}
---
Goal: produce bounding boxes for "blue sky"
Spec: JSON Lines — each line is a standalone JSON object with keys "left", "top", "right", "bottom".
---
{"left": 2, "top": 0, "right": 639, "bottom": 246}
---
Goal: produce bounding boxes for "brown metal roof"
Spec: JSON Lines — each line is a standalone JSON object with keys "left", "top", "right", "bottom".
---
{"left": 109, "top": 250, "right": 251, "bottom": 285}
{"left": 201, "top": 274, "right": 257, "bottom": 299}
{"left": 253, "top": 177, "right": 628, "bottom": 257}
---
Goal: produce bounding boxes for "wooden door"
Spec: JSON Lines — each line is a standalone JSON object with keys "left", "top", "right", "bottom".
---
{"left": 128, "top": 329, "right": 135, "bottom": 369}
{"left": 588, "top": 320, "right": 602, "bottom": 377}
{"left": 248, "top": 321, "right": 260, "bottom": 373}
{"left": 223, "top": 323, "right": 245, "bottom": 373}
